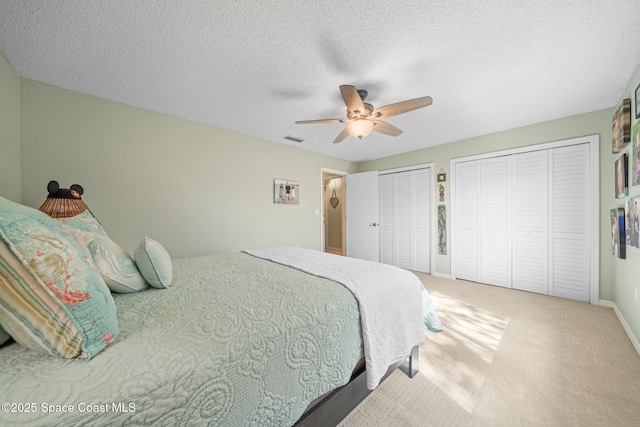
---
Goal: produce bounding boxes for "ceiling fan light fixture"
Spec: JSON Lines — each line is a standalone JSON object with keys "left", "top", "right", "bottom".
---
{"left": 347, "top": 119, "right": 374, "bottom": 140}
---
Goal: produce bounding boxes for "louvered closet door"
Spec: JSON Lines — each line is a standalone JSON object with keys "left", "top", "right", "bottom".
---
{"left": 455, "top": 161, "right": 481, "bottom": 282}
{"left": 378, "top": 174, "right": 395, "bottom": 265}
{"left": 512, "top": 151, "right": 548, "bottom": 294}
{"left": 394, "top": 172, "right": 413, "bottom": 270}
{"left": 481, "top": 156, "right": 511, "bottom": 288}
{"left": 412, "top": 168, "right": 431, "bottom": 273}
{"left": 549, "top": 144, "right": 590, "bottom": 301}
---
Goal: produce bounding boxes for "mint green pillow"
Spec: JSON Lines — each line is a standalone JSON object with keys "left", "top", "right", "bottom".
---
{"left": 0, "top": 195, "right": 50, "bottom": 220}
{"left": 0, "top": 211, "right": 118, "bottom": 358}
{"left": 88, "top": 234, "right": 148, "bottom": 294}
{"left": 134, "top": 237, "right": 172, "bottom": 289}
{"left": 56, "top": 210, "right": 108, "bottom": 245}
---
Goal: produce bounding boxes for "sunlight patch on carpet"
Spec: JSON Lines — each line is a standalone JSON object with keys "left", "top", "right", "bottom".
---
{"left": 420, "top": 291, "right": 509, "bottom": 412}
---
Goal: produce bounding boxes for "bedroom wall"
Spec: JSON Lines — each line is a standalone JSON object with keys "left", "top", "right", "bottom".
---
{"left": 0, "top": 53, "right": 21, "bottom": 202}
{"left": 19, "top": 79, "right": 357, "bottom": 258}
{"left": 357, "top": 108, "right": 614, "bottom": 298}
{"left": 609, "top": 61, "right": 640, "bottom": 347}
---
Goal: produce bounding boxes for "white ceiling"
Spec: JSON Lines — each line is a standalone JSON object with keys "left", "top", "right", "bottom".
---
{"left": 1, "top": 1, "right": 639, "bottom": 162}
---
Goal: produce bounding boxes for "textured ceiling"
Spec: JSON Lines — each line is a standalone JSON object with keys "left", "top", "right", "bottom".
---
{"left": 1, "top": 1, "right": 639, "bottom": 162}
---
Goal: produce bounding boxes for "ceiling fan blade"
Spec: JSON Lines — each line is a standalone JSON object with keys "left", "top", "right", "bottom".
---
{"left": 333, "top": 127, "right": 350, "bottom": 144}
{"left": 295, "top": 118, "right": 344, "bottom": 124}
{"left": 372, "top": 120, "right": 403, "bottom": 137}
{"left": 372, "top": 96, "right": 433, "bottom": 119}
{"left": 339, "top": 85, "right": 366, "bottom": 115}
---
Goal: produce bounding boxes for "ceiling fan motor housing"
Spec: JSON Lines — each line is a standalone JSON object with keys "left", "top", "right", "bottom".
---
{"left": 347, "top": 102, "right": 374, "bottom": 120}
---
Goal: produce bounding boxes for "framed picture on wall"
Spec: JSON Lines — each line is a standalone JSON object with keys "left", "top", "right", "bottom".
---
{"left": 633, "top": 197, "right": 640, "bottom": 249}
{"left": 615, "top": 153, "right": 629, "bottom": 198}
{"left": 274, "top": 179, "right": 299, "bottom": 204}
{"left": 627, "top": 198, "right": 640, "bottom": 249}
{"left": 612, "top": 98, "right": 631, "bottom": 153}
{"left": 611, "top": 208, "right": 626, "bottom": 258}
{"left": 632, "top": 121, "right": 640, "bottom": 186}
{"left": 635, "top": 83, "right": 640, "bottom": 119}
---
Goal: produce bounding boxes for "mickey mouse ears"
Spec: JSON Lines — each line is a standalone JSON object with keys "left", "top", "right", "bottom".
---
{"left": 39, "top": 180, "right": 92, "bottom": 218}
{"left": 46, "top": 180, "right": 84, "bottom": 199}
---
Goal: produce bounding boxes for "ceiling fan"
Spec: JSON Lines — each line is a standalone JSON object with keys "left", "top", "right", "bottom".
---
{"left": 295, "top": 85, "right": 433, "bottom": 144}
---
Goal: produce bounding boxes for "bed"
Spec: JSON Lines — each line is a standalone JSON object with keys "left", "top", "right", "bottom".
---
{"left": 0, "top": 197, "right": 442, "bottom": 426}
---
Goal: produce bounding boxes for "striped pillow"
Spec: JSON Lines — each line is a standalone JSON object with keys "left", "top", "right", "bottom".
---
{"left": 0, "top": 211, "right": 118, "bottom": 359}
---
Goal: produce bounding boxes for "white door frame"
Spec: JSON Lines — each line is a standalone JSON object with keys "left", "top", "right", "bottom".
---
{"left": 450, "top": 134, "right": 600, "bottom": 304}
{"left": 320, "top": 167, "right": 348, "bottom": 252}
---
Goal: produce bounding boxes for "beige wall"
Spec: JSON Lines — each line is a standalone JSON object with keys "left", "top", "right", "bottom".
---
{"left": 0, "top": 54, "right": 21, "bottom": 202}
{"left": 19, "top": 79, "right": 357, "bottom": 258}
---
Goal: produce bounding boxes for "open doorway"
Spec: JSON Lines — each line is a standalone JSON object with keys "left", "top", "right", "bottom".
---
{"left": 321, "top": 168, "right": 347, "bottom": 256}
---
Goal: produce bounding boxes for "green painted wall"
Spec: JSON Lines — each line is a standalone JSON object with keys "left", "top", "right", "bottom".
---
{"left": 19, "top": 79, "right": 357, "bottom": 258}
{"left": 610, "top": 62, "right": 640, "bottom": 344}
{"left": 357, "top": 109, "right": 613, "bottom": 292}
{"left": 357, "top": 62, "right": 640, "bottom": 345}
{"left": 0, "top": 53, "right": 21, "bottom": 202}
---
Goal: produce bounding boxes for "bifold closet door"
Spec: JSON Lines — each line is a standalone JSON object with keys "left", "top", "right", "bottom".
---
{"left": 378, "top": 169, "right": 432, "bottom": 273}
{"left": 454, "top": 161, "right": 481, "bottom": 282}
{"left": 549, "top": 144, "right": 590, "bottom": 301}
{"left": 411, "top": 168, "right": 431, "bottom": 273}
{"left": 480, "top": 157, "right": 511, "bottom": 288}
{"left": 511, "top": 150, "right": 548, "bottom": 294}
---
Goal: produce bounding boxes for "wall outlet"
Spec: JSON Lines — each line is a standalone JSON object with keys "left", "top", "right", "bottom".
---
{"left": 635, "top": 287, "right": 638, "bottom": 303}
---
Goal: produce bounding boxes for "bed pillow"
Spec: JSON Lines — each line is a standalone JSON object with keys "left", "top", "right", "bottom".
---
{"left": 0, "top": 195, "right": 51, "bottom": 220}
{"left": 88, "top": 234, "right": 148, "bottom": 293}
{"left": 55, "top": 210, "right": 108, "bottom": 244}
{"left": 0, "top": 211, "right": 118, "bottom": 359}
{"left": 134, "top": 237, "right": 172, "bottom": 289}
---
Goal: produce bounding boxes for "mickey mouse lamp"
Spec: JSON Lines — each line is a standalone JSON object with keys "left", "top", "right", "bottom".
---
{"left": 38, "top": 180, "right": 94, "bottom": 218}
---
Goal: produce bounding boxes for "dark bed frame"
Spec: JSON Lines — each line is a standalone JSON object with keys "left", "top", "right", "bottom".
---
{"left": 294, "top": 345, "right": 419, "bottom": 426}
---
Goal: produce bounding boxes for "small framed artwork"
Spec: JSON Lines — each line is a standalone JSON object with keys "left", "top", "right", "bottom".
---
{"left": 611, "top": 208, "right": 626, "bottom": 258}
{"left": 615, "top": 153, "right": 628, "bottom": 198}
{"left": 612, "top": 98, "right": 631, "bottom": 153}
{"left": 632, "top": 121, "right": 640, "bottom": 186}
{"left": 626, "top": 198, "right": 640, "bottom": 249}
{"left": 274, "top": 179, "right": 299, "bottom": 204}
{"left": 635, "top": 83, "right": 640, "bottom": 119}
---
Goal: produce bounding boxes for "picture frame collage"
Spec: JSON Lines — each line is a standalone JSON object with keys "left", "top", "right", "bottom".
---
{"left": 611, "top": 87, "right": 640, "bottom": 259}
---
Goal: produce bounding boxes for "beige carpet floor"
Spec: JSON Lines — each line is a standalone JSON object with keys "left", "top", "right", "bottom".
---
{"left": 339, "top": 274, "right": 640, "bottom": 427}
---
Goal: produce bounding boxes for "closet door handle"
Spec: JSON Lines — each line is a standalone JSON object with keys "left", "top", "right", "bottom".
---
{"left": 369, "top": 223, "right": 379, "bottom": 227}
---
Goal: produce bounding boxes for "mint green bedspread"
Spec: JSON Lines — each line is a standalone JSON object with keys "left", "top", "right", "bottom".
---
{"left": 0, "top": 253, "right": 363, "bottom": 426}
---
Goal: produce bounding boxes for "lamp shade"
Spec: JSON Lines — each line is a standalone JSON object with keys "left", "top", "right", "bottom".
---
{"left": 38, "top": 180, "right": 93, "bottom": 218}
{"left": 347, "top": 119, "right": 374, "bottom": 139}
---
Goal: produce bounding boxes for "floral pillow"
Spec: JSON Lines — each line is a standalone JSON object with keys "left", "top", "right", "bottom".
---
{"left": 0, "top": 211, "right": 118, "bottom": 358}
{"left": 55, "top": 210, "right": 108, "bottom": 245}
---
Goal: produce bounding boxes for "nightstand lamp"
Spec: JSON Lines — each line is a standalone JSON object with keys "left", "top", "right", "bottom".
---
{"left": 38, "top": 180, "right": 94, "bottom": 218}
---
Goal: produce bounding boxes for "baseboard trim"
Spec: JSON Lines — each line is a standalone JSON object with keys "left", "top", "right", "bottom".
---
{"left": 431, "top": 272, "right": 452, "bottom": 280}
{"left": 600, "top": 299, "right": 640, "bottom": 357}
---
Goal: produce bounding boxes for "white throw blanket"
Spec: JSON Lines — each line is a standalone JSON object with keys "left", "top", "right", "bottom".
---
{"left": 245, "top": 246, "right": 435, "bottom": 389}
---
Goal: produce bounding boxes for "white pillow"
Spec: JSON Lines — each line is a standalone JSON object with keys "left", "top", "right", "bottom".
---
{"left": 134, "top": 237, "right": 172, "bottom": 289}
{"left": 88, "top": 234, "right": 148, "bottom": 293}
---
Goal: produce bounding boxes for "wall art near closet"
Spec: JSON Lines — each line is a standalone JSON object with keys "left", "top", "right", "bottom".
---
{"left": 438, "top": 204, "right": 446, "bottom": 255}
{"left": 635, "top": 83, "right": 640, "bottom": 119}
{"left": 625, "top": 199, "right": 639, "bottom": 249}
{"left": 612, "top": 98, "right": 631, "bottom": 153}
{"left": 274, "top": 179, "right": 299, "bottom": 204}
{"left": 611, "top": 207, "right": 626, "bottom": 258}
{"left": 615, "top": 153, "right": 628, "bottom": 198}
{"left": 632, "top": 121, "right": 640, "bottom": 186}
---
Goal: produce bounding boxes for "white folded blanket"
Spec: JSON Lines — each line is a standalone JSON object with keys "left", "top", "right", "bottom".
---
{"left": 245, "top": 246, "right": 441, "bottom": 389}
